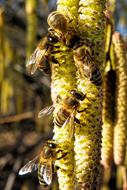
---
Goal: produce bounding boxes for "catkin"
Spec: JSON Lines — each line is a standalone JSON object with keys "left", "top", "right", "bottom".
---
{"left": 25, "top": 0, "right": 38, "bottom": 60}
{"left": 74, "top": 1, "right": 106, "bottom": 189}
{"left": 51, "top": 0, "right": 79, "bottom": 189}
{"left": 112, "top": 32, "right": 127, "bottom": 165}
{"left": 52, "top": 43, "right": 76, "bottom": 190}
{"left": 101, "top": 69, "right": 116, "bottom": 168}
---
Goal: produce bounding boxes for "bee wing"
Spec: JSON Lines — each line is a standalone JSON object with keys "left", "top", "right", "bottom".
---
{"left": 61, "top": 115, "right": 71, "bottom": 128}
{"left": 62, "top": 111, "right": 75, "bottom": 139}
{"left": 38, "top": 105, "right": 54, "bottom": 118}
{"left": 62, "top": 109, "right": 75, "bottom": 128}
{"left": 19, "top": 156, "right": 39, "bottom": 175}
{"left": 26, "top": 48, "right": 45, "bottom": 75}
{"left": 40, "top": 160, "right": 53, "bottom": 185}
{"left": 30, "top": 60, "right": 38, "bottom": 75}
{"left": 26, "top": 49, "right": 38, "bottom": 74}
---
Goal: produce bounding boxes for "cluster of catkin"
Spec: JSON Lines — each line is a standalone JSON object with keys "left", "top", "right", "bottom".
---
{"left": 51, "top": 0, "right": 106, "bottom": 190}
{"left": 25, "top": 0, "right": 127, "bottom": 189}
{"left": 101, "top": 27, "right": 127, "bottom": 174}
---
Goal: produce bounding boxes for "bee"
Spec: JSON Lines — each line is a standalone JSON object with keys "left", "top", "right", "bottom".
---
{"left": 73, "top": 45, "right": 102, "bottom": 86}
{"left": 26, "top": 32, "right": 60, "bottom": 75}
{"left": 47, "top": 11, "right": 81, "bottom": 48}
{"left": 19, "top": 140, "right": 66, "bottom": 187}
{"left": 47, "top": 11, "right": 102, "bottom": 86}
{"left": 38, "top": 90, "right": 86, "bottom": 128}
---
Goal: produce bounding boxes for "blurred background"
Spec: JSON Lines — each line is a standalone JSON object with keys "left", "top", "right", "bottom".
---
{"left": 0, "top": 0, "right": 127, "bottom": 190}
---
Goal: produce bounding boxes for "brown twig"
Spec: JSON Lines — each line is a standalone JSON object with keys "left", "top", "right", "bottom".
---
{"left": 4, "top": 158, "right": 22, "bottom": 190}
{"left": 0, "top": 112, "right": 34, "bottom": 124}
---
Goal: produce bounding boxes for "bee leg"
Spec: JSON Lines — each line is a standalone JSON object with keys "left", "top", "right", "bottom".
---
{"left": 52, "top": 50, "right": 63, "bottom": 53}
{"left": 77, "top": 108, "right": 87, "bottom": 113}
{"left": 74, "top": 117, "right": 80, "bottom": 124}
{"left": 56, "top": 95, "right": 62, "bottom": 103}
{"left": 73, "top": 41, "right": 84, "bottom": 49}
{"left": 56, "top": 150, "right": 68, "bottom": 160}
{"left": 55, "top": 165, "right": 60, "bottom": 171}
{"left": 58, "top": 152, "right": 68, "bottom": 160}
{"left": 81, "top": 93, "right": 89, "bottom": 101}
{"left": 50, "top": 56, "right": 59, "bottom": 64}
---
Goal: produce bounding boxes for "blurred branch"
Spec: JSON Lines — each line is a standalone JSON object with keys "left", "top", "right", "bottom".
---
{"left": 4, "top": 158, "right": 22, "bottom": 190}
{"left": 25, "top": 0, "right": 38, "bottom": 60}
{"left": 0, "top": 112, "right": 34, "bottom": 124}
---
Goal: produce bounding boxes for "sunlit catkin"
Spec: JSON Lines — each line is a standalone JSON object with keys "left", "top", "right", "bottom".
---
{"left": 74, "top": 1, "right": 106, "bottom": 189}
{"left": 101, "top": 69, "right": 116, "bottom": 168}
{"left": 112, "top": 32, "right": 127, "bottom": 165}
{"left": 101, "top": 17, "right": 116, "bottom": 168}
{"left": 51, "top": 0, "right": 79, "bottom": 189}
{"left": 25, "top": 0, "right": 38, "bottom": 61}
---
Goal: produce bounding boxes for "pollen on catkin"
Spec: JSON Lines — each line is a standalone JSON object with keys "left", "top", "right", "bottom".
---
{"left": 51, "top": 0, "right": 79, "bottom": 189}
{"left": 74, "top": 0, "right": 106, "bottom": 189}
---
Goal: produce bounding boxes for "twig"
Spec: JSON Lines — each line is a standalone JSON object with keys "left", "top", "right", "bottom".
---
{"left": 4, "top": 158, "right": 22, "bottom": 190}
{"left": 0, "top": 112, "right": 34, "bottom": 124}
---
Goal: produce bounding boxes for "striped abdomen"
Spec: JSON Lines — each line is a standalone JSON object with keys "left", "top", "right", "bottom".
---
{"left": 89, "top": 64, "right": 102, "bottom": 86}
{"left": 54, "top": 108, "right": 70, "bottom": 128}
{"left": 38, "top": 164, "right": 48, "bottom": 187}
{"left": 38, "top": 55, "right": 51, "bottom": 74}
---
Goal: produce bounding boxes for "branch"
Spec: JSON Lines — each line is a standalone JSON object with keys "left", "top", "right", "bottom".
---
{"left": 0, "top": 112, "right": 34, "bottom": 124}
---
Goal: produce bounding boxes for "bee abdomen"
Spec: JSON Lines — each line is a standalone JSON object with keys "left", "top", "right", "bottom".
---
{"left": 90, "top": 65, "right": 102, "bottom": 86}
{"left": 38, "top": 178, "right": 48, "bottom": 187}
{"left": 38, "top": 166, "right": 48, "bottom": 187}
{"left": 54, "top": 108, "right": 69, "bottom": 127}
{"left": 39, "top": 58, "right": 51, "bottom": 74}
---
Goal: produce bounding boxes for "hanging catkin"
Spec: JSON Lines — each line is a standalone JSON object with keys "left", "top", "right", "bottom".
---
{"left": 113, "top": 32, "right": 127, "bottom": 165}
{"left": 74, "top": 0, "right": 106, "bottom": 189}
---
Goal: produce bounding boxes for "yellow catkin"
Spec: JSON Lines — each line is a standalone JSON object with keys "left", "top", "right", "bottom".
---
{"left": 1, "top": 79, "right": 13, "bottom": 113}
{"left": 51, "top": 0, "right": 79, "bottom": 189}
{"left": 0, "top": 7, "right": 13, "bottom": 114}
{"left": 101, "top": 17, "right": 116, "bottom": 168}
{"left": 74, "top": 1, "right": 106, "bottom": 189}
{"left": 113, "top": 32, "right": 127, "bottom": 165}
{"left": 25, "top": 0, "right": 38, "bottom": 61}
{"left": 101, "top": 69, "right": 116, "bottom": 168}
{"left": 0, "top": 7, "right": 5, "bottom": 84}
{"left": 52, "top": 41, "right": 76, "bottom": 189}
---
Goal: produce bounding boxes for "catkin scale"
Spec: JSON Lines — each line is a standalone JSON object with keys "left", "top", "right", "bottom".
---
{"left": 113, "top": 32, "right": 127, "bottom": 165}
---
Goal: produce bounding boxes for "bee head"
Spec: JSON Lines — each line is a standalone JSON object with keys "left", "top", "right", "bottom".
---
{"left": 74, "top": 46, "right": 85, "bottom": 61}
{"left": 64, "top": 95, "right": 79, "bottom": 107}
{"left": 70, "top": 90, "right": 85, "bottom": 101}
{"left": 65, "top": 30, "right": 80, "bottom": 48}
{"left": 74, "top": 45, "right": 92, "bottom": 61}
{"left": 47, "top": 32, "right": 59, "bottom": 44}
{"left": 47, "top": 11, "right": 67, "bottom": 34}
{"left": 43, "top": 141, "right": 57, "bottom": 158}
{"left": 47, "top": 141, "right": 57, "bottom": 148}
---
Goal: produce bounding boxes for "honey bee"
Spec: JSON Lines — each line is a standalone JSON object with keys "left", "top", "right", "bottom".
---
{"left": 26, "top": 32, "right": 60, "bottom": 75}
{"left": 47, "top": 11, "right": 81, "bottom": 48}
{"left": 38, "top": 90, "right": 86, "bottom": 128}
{"left": 19, "top": 140, "right": 66, "bottom": 187}
{"left": 73, "top": 45, "right": 102, "bottom": 86}
{"left": 47, "top": 11, "right": 102, "bottom": 86}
